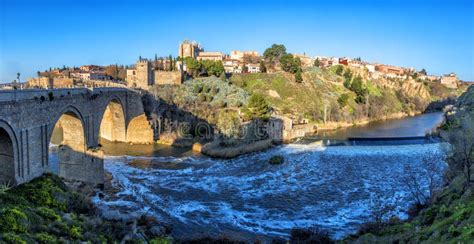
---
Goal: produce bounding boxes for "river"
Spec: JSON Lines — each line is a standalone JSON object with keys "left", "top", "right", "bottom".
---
{"left": 87, "top": 112, "right": 447, "bottom": 241}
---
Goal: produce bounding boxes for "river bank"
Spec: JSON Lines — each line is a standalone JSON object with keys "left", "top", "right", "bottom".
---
{"left": 0, "top": 173, "right": 173, "bottom": 243}
{"left": 197, "top": 111, "right": 444, "bottom": 159}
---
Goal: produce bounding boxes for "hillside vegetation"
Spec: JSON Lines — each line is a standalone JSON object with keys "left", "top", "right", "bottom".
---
{"left": 0, "top": 174, "right": 171, "bottom": 243}
{"left": 230, "top": 66, "right": 463, "bottom": 126}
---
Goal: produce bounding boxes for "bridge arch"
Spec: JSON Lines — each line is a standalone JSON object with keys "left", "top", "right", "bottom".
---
{"left": 0, "top": 120, "right": 19, "bottom": 185}
{"left": 99, "top": 98, "right": 126, "bottom": 142}
{"left": 126, "top": 114, "right": 154, "bottom": 144}
{"left": 48, "top": 106, "right": 87, "bottom": 179}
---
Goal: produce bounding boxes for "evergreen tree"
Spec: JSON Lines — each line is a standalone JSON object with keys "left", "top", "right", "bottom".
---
{"left": 242, "top": 93, "right": 271, "bottom": 121}
{"left": 295, "top": 70, "right": 303, "bottom": 83}
{"left": 314, "top": 58, "right": 320, "bottom": 67}
{"left": 260, "top": 61, "right": 267, "bottom": 73}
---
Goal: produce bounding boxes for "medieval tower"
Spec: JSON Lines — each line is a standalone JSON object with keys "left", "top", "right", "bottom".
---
{"left": 135, "top": 58, "right": 153, "bottom": 88}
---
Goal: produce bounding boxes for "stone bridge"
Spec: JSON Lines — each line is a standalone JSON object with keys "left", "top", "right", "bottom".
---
{"left": 0, "top": 88, "right": 154, "bottom": 186}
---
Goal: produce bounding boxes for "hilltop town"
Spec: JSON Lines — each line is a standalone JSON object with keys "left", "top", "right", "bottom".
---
{"left": 1, "top": 39, "right": 463, "bottom": 90}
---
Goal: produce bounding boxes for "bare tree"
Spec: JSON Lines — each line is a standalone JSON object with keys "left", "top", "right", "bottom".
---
{"left": 401, "top": 154, "right": 443, "bottom": 206}
{"left": 371, "top": 197, "right": 395, "bottom": 224}
{"left": 402, "top": 163, "right": 427, "bottom": 206}
{"left": 447, "top": 111, "right": 474, "bottom": 187}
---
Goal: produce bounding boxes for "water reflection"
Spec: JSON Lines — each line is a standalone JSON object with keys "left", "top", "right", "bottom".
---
{"left": 316, "top": 112, "right": 444, "bottom": 140}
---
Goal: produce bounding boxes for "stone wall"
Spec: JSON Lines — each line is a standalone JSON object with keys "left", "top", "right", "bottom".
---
{"left": 154, "top": 71, "right": 183, "bottom": 85}
{"left": 53, "top": 78, "right": 74, "bottom": 88}
{"left": 27, "top": 77, "right": 52, "bottom": 88}
{"left": 27, "top": 77, "right": 74, "bottom": 89}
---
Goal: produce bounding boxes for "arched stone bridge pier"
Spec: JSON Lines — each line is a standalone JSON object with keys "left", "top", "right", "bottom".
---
{"left": 0, "top": 88, "right": 154, "bottom": 186}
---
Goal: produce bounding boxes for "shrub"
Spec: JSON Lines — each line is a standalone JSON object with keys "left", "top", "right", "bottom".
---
{"left": 0, "top": 207, "right": 29, "bottom": 233}
{"left": 421, "top": 207, "right": 437, "bottom": 225}
{"left": 337, "top": 93, "right": 350, "bottom": 108}
{"left": 35, "top": 232, "right": 56, "bottom": 243}
{"left": 269, "top": 155, "right": 284, "bottom": 165}
{"left": 197, "top": 93, "right": 206, "bottom": 102}
{"left": 192, "top": 84, "right": 203, "bottom": 93}
{"left": 69, "top": 226, "right": 83, "bottom": 239}
{"left": 290, "top": 227, "right": 333, "bottom": 243}
{"left": 150, "top": 237, "right": 172, "bottom": 244}
{"left": 36, "top": 207, "right": 61, "bottom": 222}
{"left": 295, "top": 70, "right": 303, "bottom": 83}
{"left": 1, "top": 233, "right": 27, "bottom": 244}
{"left": 449, "top": 225, "right": 461, "bottom": 237}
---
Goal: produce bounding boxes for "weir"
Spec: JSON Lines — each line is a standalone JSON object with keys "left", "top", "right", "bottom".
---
{"left": 309, "top": 136, "right": 441, "bottom": 147}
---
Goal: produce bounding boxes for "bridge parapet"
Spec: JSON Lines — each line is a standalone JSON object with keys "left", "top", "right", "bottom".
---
{"left": 0, "top": 87, "right": 137, "bottom": 103}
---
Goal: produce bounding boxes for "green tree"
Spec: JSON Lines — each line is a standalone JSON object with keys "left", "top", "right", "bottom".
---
{"left": 343, "top": 69, "right": 353, "bottom": 80}
{"left": 314, "top": 58, "right": 320, "bottom": 67}
{"left": 202, "top": 60, "right": 224, "bottom": 77}
{"left": 260, "top": 61, "right": 267, "bottom": 73}
{"left": 337, "top": 93, "right": 350, "bottom": 107}
{"left": 280, "top": 54, "right": 301, "bottom": 74}
{"left": 217, "top": 110, "right": 242, "bottom": 138}
{"left": 184, "top": 57, "right": 202, "bottom": 77}
{"left": 295, "top": 70, "right": 303, "bottom": 83}
{"left": 351, "top": 76, "right": 367, "bottom": 104}
{"left": 335, "top": 65, "right": 344, "bottom": 76}
{"left": 263, "top": 44, "right": 287, "bottom": 62}
{"left": 420, "top": 68, "right": 427, "bottom": 75}
{"left": 242, "top": 93, "right": 271, "bottom": 121}
{"left": 168, "top": 55, "right": 173, "bottom": 71}
{"left": 343, "top": 79, "right": 351, "bottom": 89}
{"left": 220, "top": 71, "right": 226, "bottom": 81}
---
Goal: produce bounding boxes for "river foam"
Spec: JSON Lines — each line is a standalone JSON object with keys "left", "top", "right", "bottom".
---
{"left": 92, "top": 142, "right": 447, "bottom": 240}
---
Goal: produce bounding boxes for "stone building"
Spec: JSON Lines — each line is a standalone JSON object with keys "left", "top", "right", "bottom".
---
{"left": 178, "top": 40, "right": 202, "bottom": 58}
{"left": 223, "top": 59, "right": 242, "bottom": 73}
{"left": 197, "top": 51, "right": 224, "bottom": 61}
{"left": 440, "top": 73, "right": 458, "bottom": 88}
{"left": 246, "top": 63, "right": 260, "bottom": 73}
{"left": 127, "top": 58, "right": 183, "bottom": 89}
{"left": 375, "top": 64, "right": 406, "bottom": 76}
{"left": 230, "top": 50, "right": 259, "bottom": 61}
{"left": 71, "top": 71, "right": 109, "bottom": 81}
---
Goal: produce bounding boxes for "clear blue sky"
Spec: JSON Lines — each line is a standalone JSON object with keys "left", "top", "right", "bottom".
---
{"left": 1, "top": 0, "right": 473, "bottom": 83}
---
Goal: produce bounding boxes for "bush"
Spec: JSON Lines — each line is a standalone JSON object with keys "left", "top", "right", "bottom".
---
{"left": 295, "top": 70, "right": 303, "bottom": 83}
{"left": 150, "top": 237, "right": 172, "bottom": 244}
{"left": 197, "top": 93, "right": 206, "bottom": 102}
{"left": 36, "top": 207, "right": 61, "bottom": 222}
{"left": 1, "top": 233, "right": 27, "bottom": 244}
{"left": 269, "top": 155, "right": 284, "bottom": 165}
{"left": 290, "top": 227, "right": 333, "bottom": 243}
{"left": 0, "top": 207, "right": 29, "bottom": 233}
{"left": 69, "top": 226, "right": 82, "bottom": 239}
{"left": 35, "top": 232, "right": 56, "bottom": 243}
{"left": 421, "top": 207, "right": 437, "bottom": 225}
{"left": 337, "top": 93, "right": 350, "bottom": 108}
